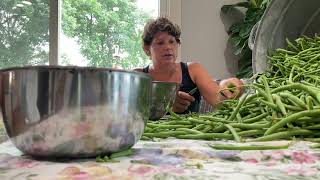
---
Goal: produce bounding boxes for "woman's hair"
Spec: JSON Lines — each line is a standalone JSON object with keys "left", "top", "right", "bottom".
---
{"left": 142, "top": 17, "right": 181, "bottom": 46}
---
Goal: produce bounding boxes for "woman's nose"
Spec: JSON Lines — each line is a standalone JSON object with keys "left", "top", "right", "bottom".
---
{"left": 164, "top": 42, "right": 174, "bottom": 49}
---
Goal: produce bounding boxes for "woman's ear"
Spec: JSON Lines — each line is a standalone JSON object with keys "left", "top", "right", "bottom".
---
{"left": 143, "top": 46, "right": 151, "bottom": 56}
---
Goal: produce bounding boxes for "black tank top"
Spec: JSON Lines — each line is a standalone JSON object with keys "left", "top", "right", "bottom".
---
{"left": 142, "top": 62, "right": 201, "bottom": 113}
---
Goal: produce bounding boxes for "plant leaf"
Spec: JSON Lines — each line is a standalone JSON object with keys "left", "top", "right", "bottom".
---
{"left": 235, "top": 40, "right": 248, "bottom": 55}
{"left": 221, "top": 2, "right": 250, "bottom": 13}
{"left": 239, "top": 24, "right": 253, "bottom": 38}
{"left": 231, "top": 36, "right": 243, "bottom": 47}
{"left": 229, "top": 23, "right": 242, "bottom": 34}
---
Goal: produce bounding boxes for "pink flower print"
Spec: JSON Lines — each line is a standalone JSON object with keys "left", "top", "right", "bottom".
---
{"left": 128, "top": 164, "right": 156, "bottom": 176}
{"left": 160, "top": 165, "right": 185, "bottom": 174}
{"left": 261, "top": 150, "right": 291, "bottom": 164}
{"left": 59, "top": 166, "right": 81, "bottom": 176}
{"left": 71, "top": 172, "right": 91, "bottom": 180}
{"left": 262, "top": 150, "right": 288, "bottom": 160}
{"left": 14, "top": 159, "right": 39, "bottom": 168}
{"left": 244, "top": 158, "right": 259, "bottom": 163}
{"left": 240, "top": 152, "right": 263, "bottom": 163}
{"left": 59, "top": 167, "right": 92, "bottom": 180}
{"left": 292, "top": 151, "right": 318, "bottom": 164}
{"left": 286, "top": 164, "right": 318, "bottom": 176}
{"left": 269, "top": 152, "right": 284, "bottom": 160}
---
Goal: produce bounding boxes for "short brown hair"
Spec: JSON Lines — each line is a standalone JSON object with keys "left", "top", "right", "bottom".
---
{"left": 142, "top": 17, "right": 181, "bottom": 46}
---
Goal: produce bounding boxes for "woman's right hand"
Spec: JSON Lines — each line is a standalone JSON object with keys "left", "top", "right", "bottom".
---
{"left": 172, "top": 91, "right": 195, "bottom": 113}
{"left": 219, "top": 78, "right": 244, "bottom": 99}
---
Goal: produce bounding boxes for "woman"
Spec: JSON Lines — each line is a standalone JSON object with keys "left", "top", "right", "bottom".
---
{"left": 135, "top": 17, "right": 243, "bottom": 113}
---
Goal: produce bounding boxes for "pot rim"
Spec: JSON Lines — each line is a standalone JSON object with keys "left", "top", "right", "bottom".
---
{"left": 0, "top": 65, "right": 152, "bottom": 79}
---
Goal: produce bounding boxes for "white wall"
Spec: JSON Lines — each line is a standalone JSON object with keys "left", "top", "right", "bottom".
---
{"left": 178, "top": 0, "right": 244, "bottom": 79}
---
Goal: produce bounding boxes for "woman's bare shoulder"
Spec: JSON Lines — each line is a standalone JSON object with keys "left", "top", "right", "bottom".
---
{"left": 186, "top": 61, "right": 205, "bottom": 71}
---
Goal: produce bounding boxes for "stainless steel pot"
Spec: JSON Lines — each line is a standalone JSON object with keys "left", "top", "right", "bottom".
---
{"left": 149, "top": 81, "right": 179, "bottom": 120}
{"left": 0, "top": 66, "right": 152, "bottom": 158}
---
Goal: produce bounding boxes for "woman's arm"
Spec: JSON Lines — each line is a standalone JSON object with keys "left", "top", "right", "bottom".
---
{"left": 188, "top": 62, "right": 243, "bottom": 106}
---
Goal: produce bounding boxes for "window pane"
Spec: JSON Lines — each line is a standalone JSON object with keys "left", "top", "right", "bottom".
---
{"left": 61, "top": 0, "right": 159, "bottom": 69}
{"left": 0, "top": 0, "right": 49, "bottom": 69}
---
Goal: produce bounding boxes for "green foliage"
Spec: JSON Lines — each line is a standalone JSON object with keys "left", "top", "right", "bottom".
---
{"left": 0, "top": 0, "right": 152, "bottom": 69}
{"left": 222, "top": 0, "right": 270, "bottom": 78}
{"left": 0, "top": 0, "right": 49, "bottom": 68}
{"left": 62, "top": 0, "right": 151, "bottom": 69}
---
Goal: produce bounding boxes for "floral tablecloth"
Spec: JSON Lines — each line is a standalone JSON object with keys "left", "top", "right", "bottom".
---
{"left": 0, "top": 138, "right": 320, "bottom": 180}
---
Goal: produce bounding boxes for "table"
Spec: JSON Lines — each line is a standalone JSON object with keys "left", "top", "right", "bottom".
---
{"left": 0, "top": 138, "right": 320, "bottom": 180}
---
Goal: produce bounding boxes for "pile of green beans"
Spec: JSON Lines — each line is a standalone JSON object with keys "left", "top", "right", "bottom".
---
{"left": 143, "top": 35, "right": 320, "bottom": 143}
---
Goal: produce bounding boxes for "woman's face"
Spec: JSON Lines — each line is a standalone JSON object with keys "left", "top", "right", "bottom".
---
{"left": 146, "top": 32, "right": 179, "bottom": 66}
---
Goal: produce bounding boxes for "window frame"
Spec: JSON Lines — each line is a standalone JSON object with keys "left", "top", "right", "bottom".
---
{"left": 49, "top": 0, "right": 61, "bottom": 65}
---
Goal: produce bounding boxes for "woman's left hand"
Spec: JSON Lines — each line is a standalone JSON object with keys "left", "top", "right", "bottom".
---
{"left": 219, "top": 78, "right": 244, "bottom": 99}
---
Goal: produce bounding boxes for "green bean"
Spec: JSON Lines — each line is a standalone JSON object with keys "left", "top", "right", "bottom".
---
{"left": 236, "top": 113, "right": 242, "bottom": 123}
{"left": 110, "top": 148, "right": 135, "bottom": 159}
{"left": 297, "top": 47, "right": 320, "bottom": 56}
{"left": 176, "top": 128, "right": 203, "bottom": 134}
{"left": 306, "top": 96, "right": 314, "bottom": 110}
{"left": 244, "top": 94, "right": 259, "bottom": 104}
{"left": 227, "top": 93, "right": 249, "bottom": 122}
{"left": 242, "top": 113, "right": 268, "bottom": 123}
{"left": 310, "top": 143, "right": 320, "bottom": 149}
{"left": 144, "top": 131, "right": 187, "bottom": 138}
{"left": 283, "top": 104, "right": 304, "bottom": 111}
{"left": 225, "top": 124, "right": 242, "bottom": 142}
{"left": 238, "top": 130, "right": 265, "bottom": 137}
{"left": 187, "top": 117, "right": 217, "bottom": 126}
{"left": 201, "top": 126, "right": 213, "bottom": 133}
{"left": 199, "top": 115, "right": 231, "bottom": 123}
{"left": 288, "top": 65, "right": 296, "bottom": 83}
{"left": 168, "top": 108, "right": 184, "bottom": 120}
{"left": 277, "top": 48, "right": 296, "bottom": 55}
{"left": 147, "top": 124, "right": 192, "bottom": 129}
{"left": 208, "top": 143, "right": 290, "bottom": 150}
{"left": 278, "top": 92, "right": 307, "bottom": 109}
{"left": 260, "top": 99, "right": 278, "bottom": 110}
{"left": 230, "top": 122, "right": 270, "bottom": 130}
{"left": 305, "top": 124, "right": 320, "bottom": 130}
{"left": 96, "top": 156, "right": 114, "bottom": 163}
{"left": 261, "top": 75, "right": 274, "bottom": 103}
{"left": 304, "top": 138, "right": 320, "bottom": 142}
{"left": 141, "top": 136, "right": 153, "bottom": 141}
{"left": 242, "top": 113, "right": 262, "bottom": 121}
{"left": 273, "top": 94, "right": 287, "bottom": 115}
{"left": 192, "top": 124, "right": 207, "bottom": 131}
{"left": 252, "top": 129, "right": 314, "bottom": 142}
{"left": 286, "top": 38, "right": 300, "bottom": 52}
{"left": 264, "top": 109, "right": 320, "bottom": 135}
{"left": 302, "top": 54, "right": 320, "bottom": 69}
{"left": 272, "top": 83, "right": 320, "bottom": 103}
{"left": 177, "top": 133, "right": 232, "bottom": 140}
{"left": 252, "top": 85, "right": 269, "bottom": 100}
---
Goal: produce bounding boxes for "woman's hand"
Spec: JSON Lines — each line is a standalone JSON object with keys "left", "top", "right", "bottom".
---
{"left": 219, "top": 78, "right": 244, "bottom": 99}
{"left": 172, "top": 91, "right": 195, "bottom": 113}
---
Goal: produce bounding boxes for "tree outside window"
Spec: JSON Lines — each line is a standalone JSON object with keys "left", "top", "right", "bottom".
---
{"left": 0, "top": 0, "right": 158, "bottom": 69}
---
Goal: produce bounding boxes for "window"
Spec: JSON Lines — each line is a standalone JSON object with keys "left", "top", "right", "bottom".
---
{"left": 0, "top": 0, "right": 50, "bottom": 68}
{"left": 0, "top": 0, "right": 159, "bottom": 69}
